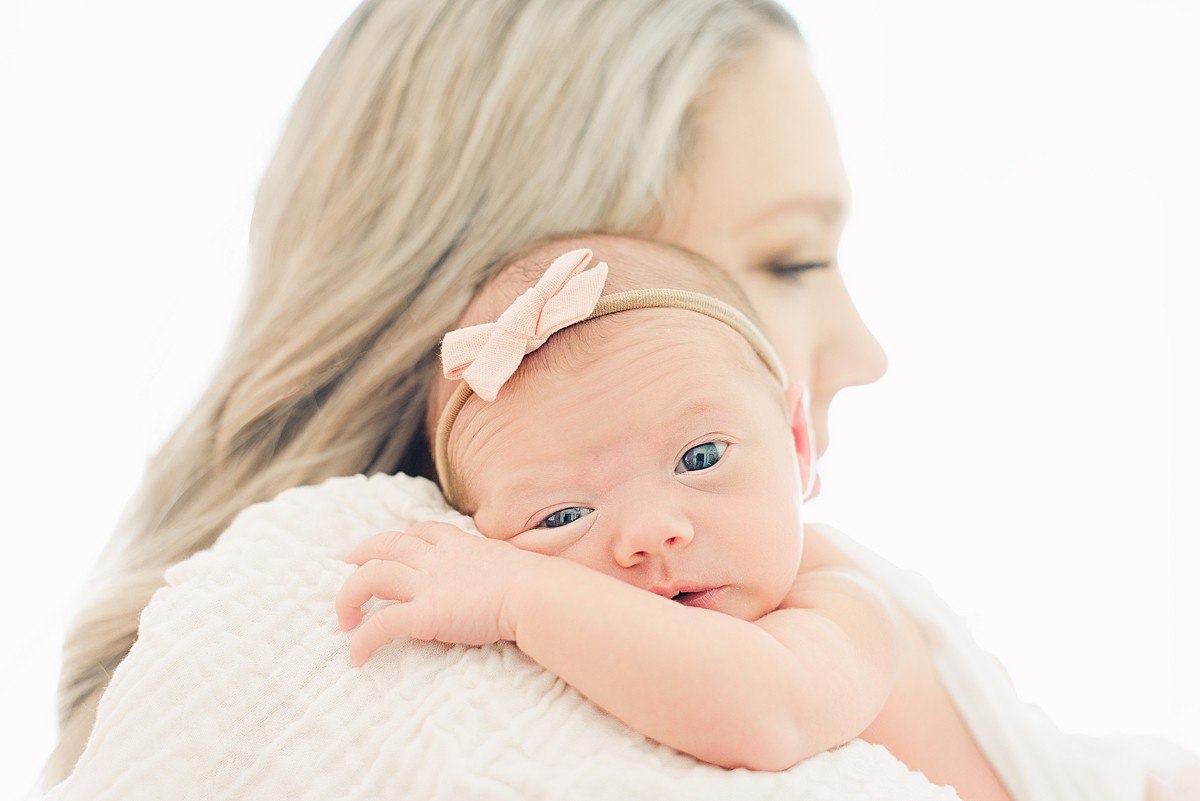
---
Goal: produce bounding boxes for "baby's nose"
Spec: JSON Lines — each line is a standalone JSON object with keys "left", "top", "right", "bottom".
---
{"left": 611, "top": 500, "right": 694, "bottom": 568}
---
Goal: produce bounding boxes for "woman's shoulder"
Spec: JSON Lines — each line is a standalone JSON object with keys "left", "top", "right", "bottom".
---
{"left": 163, "top": 472, "right": 473, "bottom": 589}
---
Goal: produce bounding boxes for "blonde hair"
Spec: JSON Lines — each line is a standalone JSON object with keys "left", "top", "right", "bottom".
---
{"left": 46, "top": 0, "right": 798, "bottom": 786}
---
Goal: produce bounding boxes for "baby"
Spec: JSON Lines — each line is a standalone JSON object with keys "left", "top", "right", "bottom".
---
{"left": 336, "top": 236, "right": 1013, "bottom": 801}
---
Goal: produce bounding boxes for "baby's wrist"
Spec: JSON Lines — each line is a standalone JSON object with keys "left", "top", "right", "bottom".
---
{"left": 496, "top": 548, "right": 577, "bottom": 644}
{"left": 493, "top": 545, "right": 550, "bottom": 642}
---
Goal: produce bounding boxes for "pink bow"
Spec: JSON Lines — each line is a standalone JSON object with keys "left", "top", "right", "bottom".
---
{"left": 441, "top": 248, "right": 609, "bottom": 401}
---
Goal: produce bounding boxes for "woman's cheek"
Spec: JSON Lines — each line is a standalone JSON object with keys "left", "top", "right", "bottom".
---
{"left": 739, "top": 284, "right": 818, "bottom": 384}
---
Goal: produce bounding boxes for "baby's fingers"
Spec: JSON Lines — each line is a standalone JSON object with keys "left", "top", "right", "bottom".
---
{"left": 349, "top": 602, "right": 428, "bottom": 666}
{"left": 336, "top": 559, "right": 425, "bottom": 631}
{"left": 345, "top": 530, "right": 432, "bottom": 566}
{"left": 403, "top": 520, "right": 469, "bottom": 546}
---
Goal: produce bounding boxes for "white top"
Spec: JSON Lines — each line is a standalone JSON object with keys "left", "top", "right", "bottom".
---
{"left": 45, "top": 473, "right": 1143, "bottom": 801}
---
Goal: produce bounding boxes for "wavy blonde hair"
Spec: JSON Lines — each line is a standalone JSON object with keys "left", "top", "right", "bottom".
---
{"left": 46, "top": 0, "right": 798, "bottom": 787}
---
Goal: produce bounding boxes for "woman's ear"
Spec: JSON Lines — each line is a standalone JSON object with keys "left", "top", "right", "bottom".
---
{"left": 786, "top": 383, "right": 816, "bottom": 500}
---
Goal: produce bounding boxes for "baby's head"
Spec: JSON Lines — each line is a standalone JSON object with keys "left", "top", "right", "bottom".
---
{"left": 429, "top": 234, "right": 813, "bottom": 620}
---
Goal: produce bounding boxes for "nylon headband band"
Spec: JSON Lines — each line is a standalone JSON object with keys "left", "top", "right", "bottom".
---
{"left": 433, "top": 288, "right": 788, "bottom": 507}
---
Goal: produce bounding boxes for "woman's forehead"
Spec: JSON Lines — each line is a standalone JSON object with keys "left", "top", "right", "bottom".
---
{"left": 663, "top": 32, "right": 850, "bottom": 243}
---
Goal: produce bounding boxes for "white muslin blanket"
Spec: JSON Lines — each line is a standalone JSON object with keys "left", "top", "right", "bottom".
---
{"left": 47, "top": 473, "right": 1145, "bottom": 801}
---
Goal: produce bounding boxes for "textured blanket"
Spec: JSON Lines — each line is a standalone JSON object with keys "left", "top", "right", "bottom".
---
{"left": 46, "top": 473, "right": 1144, "bottom": 800}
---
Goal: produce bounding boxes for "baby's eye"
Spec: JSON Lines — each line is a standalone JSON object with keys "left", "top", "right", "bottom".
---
{"left": 539, "top": 507, "right": 593, "bottom": 528}
{"left": 676, "top": 442, "right": 728, "bottom": 473}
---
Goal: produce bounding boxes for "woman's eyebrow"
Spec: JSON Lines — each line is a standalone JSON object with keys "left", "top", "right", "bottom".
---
{"left": 749, "top": 195, "right": 849, "bottom": 227}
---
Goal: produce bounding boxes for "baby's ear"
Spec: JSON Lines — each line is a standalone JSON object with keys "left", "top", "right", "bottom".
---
{"left": 786, "top": 383, "right": 815, "bottom": 500}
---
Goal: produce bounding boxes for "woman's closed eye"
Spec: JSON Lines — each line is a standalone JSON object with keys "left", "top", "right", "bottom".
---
{"left": 676, "top": 441, "right": 727, "bottom": 473}
{"left": 539, "top": 507, "right": 593, "bottom": 528}
{"left": 767, "top": 261, "right": 831, "bottom": 281}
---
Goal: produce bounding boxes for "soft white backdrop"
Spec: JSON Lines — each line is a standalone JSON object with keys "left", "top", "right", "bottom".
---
{"left": 1, "top": 1, "right": 1196, "bottom": 797}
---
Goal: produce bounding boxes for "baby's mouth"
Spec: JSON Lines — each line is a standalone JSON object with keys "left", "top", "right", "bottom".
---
{"left": 670, "top": 588, "right": 721, "bottom": 609}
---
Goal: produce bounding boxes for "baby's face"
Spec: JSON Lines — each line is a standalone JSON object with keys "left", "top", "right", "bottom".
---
{"left": 452, "top": 310, "right": 803, "bottom": 621}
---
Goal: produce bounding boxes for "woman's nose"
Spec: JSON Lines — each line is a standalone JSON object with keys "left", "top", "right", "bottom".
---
{"left": 818, "top": 277, "right": 888, "bottom": 393}
{"left": 610, "top": 496, "right": 694, "bottom": 568}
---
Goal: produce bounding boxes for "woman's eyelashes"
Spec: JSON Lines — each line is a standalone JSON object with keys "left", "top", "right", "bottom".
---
{"left": 538, "top": 506, "right": 593, "bottom": 529}
{"left": 766, "top": 261, "right": 831, "bottom": 281}
{"left": 676, "top": 441, "right": 728, "bottom": 474}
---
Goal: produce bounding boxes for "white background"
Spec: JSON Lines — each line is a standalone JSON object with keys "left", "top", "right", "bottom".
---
{"left": 1, "top": 1, "right": 1196, "bottom": 797}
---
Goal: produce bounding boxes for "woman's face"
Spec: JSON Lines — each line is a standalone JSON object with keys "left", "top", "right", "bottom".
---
{"left": 652, "top": 32, "right": 887, "bottom": 486}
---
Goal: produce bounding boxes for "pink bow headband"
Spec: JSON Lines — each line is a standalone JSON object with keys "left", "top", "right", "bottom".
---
{"left": 433, "top": 248, "right": 787, "bottom": 503}
{"left": 441, "top": 248, "right": 609, "bottom": 402}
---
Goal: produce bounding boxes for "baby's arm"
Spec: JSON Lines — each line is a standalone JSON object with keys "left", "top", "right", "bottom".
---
{"left": 519, "top": 563, "right": 900, "bottom": 770}
{"left": 337, "top": 523, "right": 900, "bottom": 771}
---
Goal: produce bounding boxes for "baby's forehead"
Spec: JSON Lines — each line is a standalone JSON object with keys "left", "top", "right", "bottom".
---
{"left": 445, "top": 297, "right": 790, "bottom": 514}
{"left": 451, "top": 312, "right": 787, "bottom": 508}
{"left": 506, "top": 308, "right": 784, "bottom": 413}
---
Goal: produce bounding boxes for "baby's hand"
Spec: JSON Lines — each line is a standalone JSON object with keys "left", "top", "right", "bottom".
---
{"left": 335, "top": 521, "right": 539, "bottom": 666}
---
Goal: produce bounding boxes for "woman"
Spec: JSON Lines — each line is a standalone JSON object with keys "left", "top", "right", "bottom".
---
{"left": 44, "top": 1, "right": 1192, "bottom": 798}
